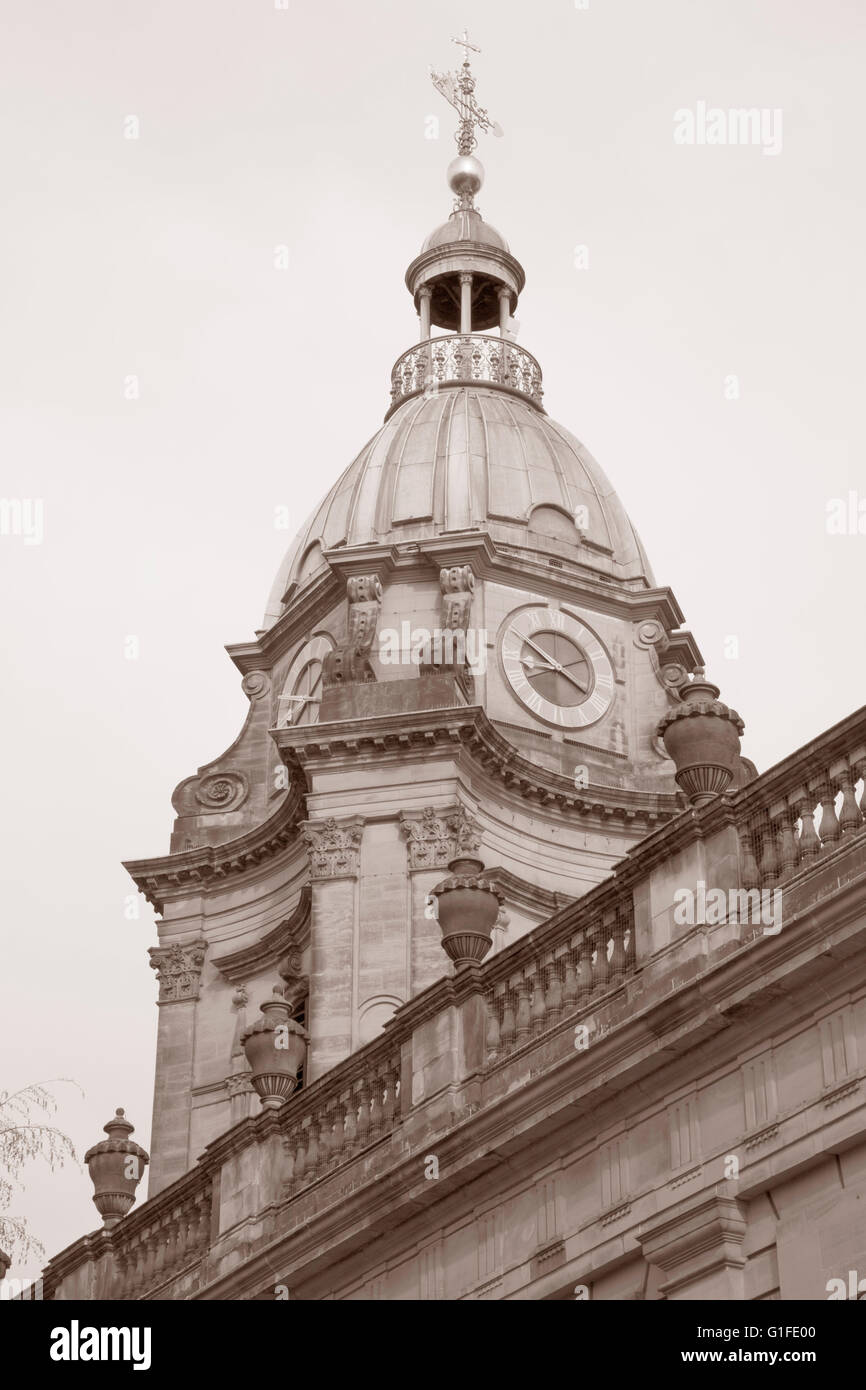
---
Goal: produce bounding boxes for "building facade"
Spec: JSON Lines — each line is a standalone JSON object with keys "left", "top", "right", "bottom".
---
{"left": 35, "top": 51, "right": 866, "bottom": 1303}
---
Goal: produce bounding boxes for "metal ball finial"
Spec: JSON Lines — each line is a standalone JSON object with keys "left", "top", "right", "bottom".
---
{"left": 447, "top": 154, "right": 484, "bottom": 200}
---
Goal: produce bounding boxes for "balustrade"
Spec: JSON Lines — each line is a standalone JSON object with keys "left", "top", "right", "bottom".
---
{"left": 282, "top": 1050, "right": 402, "bottom": 1196}
{"left": 735, "top": 743, "right": 865, "bottom": 899}
{"left": 389, "top": 333, "right": 543, "bottom": 412}
{"left": 485, "top": 898, "right": 635, "bottom": 1062}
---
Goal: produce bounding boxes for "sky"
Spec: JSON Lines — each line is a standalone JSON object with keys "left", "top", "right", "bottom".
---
{"left": 1, "top": 0, "right": 864, "bottom": 1282}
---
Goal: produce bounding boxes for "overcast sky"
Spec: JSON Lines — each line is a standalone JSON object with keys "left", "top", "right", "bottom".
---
{"left": 2, "top": 0, "right": 864, "bottom": 1281}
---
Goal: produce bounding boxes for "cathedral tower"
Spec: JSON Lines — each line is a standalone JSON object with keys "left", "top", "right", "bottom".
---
{"left": 125, "top": 40, "right": 749, "bottom": 1195}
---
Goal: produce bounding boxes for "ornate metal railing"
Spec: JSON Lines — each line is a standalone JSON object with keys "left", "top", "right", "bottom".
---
{"left": 388, "top": 333, "right": 543, "bottom": 414}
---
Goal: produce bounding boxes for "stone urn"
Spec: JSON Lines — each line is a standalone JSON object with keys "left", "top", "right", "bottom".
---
{"left": 430, "top": 856, "right": 504, "bottom": 967}
{"left": 241, "top": 987, "right": 309, "bottom": 1109}
{"left": 84, "top": 1109, "right": 149, "bottom": 1228}
{"left": 657, "top": 670, "right": 745, "bottom": 806}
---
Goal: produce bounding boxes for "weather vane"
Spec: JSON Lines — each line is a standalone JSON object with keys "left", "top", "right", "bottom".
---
{"left": 429, "top": 29, "right": 504, "bottom": 158}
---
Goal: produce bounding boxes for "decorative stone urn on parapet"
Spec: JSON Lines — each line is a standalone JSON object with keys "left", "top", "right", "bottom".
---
{"left": 657, "top": 668, "right": 745, "bottom": 806}
{"left": 430, "top": 856, "right": 504, "bottom": 967}
{"left": 241, "top": 986, "right": 309, "bottom": 1110}
{"left": 84, "top": 1109, "right": 149, "bottom": 1228}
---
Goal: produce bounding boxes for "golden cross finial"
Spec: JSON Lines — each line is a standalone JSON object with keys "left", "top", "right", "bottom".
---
{"left": 429, "top": 33, "right": 503, "bottom": 158}
{"left": 451, "top": 28, "right": 480, "bottom": 65}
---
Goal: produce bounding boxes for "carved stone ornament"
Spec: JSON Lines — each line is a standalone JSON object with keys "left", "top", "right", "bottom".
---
{"left": 322, "top": 575, "right": 383, "bottom": 687}
{"left": 241, "top": 670, "right": 271, "bottom": 700}
{"left": 224, "top": 1070, "right": 255, "bottom": 1098}
{"left": 400, "top": 804, "right": 482, "bottom": 871}
{"left": 301, "top": 815, "right": 365, "bottom": 879}
{"left": 419, "top": 566, "right": 476, "bottom": 679}
{"left": 148, "top": 939, "right": 207, "bottom": 1002}
{"left": 194, "top": 771, "right": 248, "bottom": 812}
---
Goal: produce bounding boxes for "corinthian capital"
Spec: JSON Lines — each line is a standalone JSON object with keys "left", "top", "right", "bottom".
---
{"left": 148, "top": 939, "right": 207, "bottom": 1002}
{"left": 301, "top": 815, "right": 365, "bottom": 879}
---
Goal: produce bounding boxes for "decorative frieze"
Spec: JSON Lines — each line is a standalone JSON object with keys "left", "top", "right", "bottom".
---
{"left": 301, "top": 815, "right": 365, "bottom": 879}
{"left": 148, "top": 940, "right": 207, "bottom": 1002}
{"left": 400, "top": 804, "right": 482, "bottom": 870}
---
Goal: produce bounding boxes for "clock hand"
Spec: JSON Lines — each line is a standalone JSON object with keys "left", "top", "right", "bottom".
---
{"left": 555, "top": 665, "right": 590, "bottom": 695}
{"left": 522, "top": 635, "right": 557, "bottom": 665}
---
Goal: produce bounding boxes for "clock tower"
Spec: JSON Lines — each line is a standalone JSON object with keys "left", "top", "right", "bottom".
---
{"left": 126, "top": 40, "right": 756, "bottom": 1194}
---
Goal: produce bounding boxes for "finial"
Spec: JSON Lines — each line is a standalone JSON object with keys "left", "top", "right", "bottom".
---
{"left": 429, "top": 32, "right": 503, "bottom": 208}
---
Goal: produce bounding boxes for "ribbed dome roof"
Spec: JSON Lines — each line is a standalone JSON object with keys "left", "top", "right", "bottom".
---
{"left": 421, "top": 207, "right": 509, "bottom": 253}
{"left": 264, "top": 387, "right": 654, "bottom": 627}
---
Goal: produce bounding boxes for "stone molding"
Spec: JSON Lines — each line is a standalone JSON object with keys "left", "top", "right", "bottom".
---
{"left": 148, "top": 939, "right": 207, "bottom": 1003}
{"left": 212, "top": 887, "right": 311, "bottom": 985}
{"left": 637, "top": 1192, "right": 747, "bottom": 1298}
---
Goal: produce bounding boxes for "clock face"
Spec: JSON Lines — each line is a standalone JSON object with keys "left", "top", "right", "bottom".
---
{"left": 500, "top": 606, "right": 614, "bottom": 729}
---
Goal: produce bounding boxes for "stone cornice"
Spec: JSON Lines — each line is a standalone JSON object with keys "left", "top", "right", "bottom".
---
{"left": 233, "top": 531, "right": 695, "bottom": 674}
{"left": 211, "top": 886, "right": 312, "bottom": 984}
{"left": 275, "top": 705, "right": 679, "bottom": 828}
{"left": 123, "top": 777, "right": 307, "bottom": 912}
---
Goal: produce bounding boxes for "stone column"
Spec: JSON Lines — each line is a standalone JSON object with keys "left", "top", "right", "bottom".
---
{"left": 419, "top": 286, "right": 432, "bottom": 341}
{"left": 637, "top": 1189, "right": 748, "bottom": 1300}
{"left": 459, "top": 273, "right": 473, "bottom": 334}
{"left": 301, "top": 816, "right": 365, "bottom": 1081}
{"left": 147, "top": 938, "right": 207, "bottom": 1195}
{"left": 498, "top": 284, "right": 510, "bottom": 336}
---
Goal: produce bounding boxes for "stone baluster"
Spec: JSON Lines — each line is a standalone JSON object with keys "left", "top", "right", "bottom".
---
{"left": 293, "top": 1125, "right": 308, "bottom": 1185}
{"left": 123, "top": 1234, "right": 141, "bottom": 1298}
{"left": 562, "top": 950, "right": 579, "bottom": 1012}
{"left": 342, "top": 1088, "right": 357, "bottom": 1154}
{"left": 317, "top": 1108, "right": 333, "bottom": 1172}
{"left": 530, "top": 969, "right": 547, "bottom": 1034}
{"left": 379, "top": 1066, "right": 394, "bottom": 1129}
{"left": 576, "top": 935, "right": 593, "bottom": 1003}
{"left": 332, "top": 1099, "right": 348, "bottom": 1166}
{"left": 388, "top": 1058, "right": 402, "bottom": 1121}
{"left": 355, "top": 1082, "right": 372, "bottom": 1150}
{"left": 796, "top": 797, "right": 821, "bottom": 862}
{"left": 838, "top": 769, "right": 863, "bottom": 835}
{"left": 515, "top": 978, "right": 532, "bottom": 1042}
{"left": 590, "top": 920, "right": 611, "bottom": 994}
{"left": 757, "top": 820, "right": 779, "bottom": 887}
{"left": 367, "top": 1076, "right": 383, "bottom": 1138}
{"left": 738, "top": 825, "right": 761, "bottom": 890}
{"left": 623, "top": 913, "right": 636, "bottom": 971}
{"left": 486, "top": 993, "right": 501, "bottom": 1057}
{"left": 139, "top": 1229, "right": 157, "bottom": 1293}
{"left": 777, "top": 808, "right": 798, "bottom": 881}
{"left": 544, "top": 960, "right": 563, "bottom": 1025}
{"left": 817, "top": 782, "right": 842, "bottom": 848}
{"left": 607, "top": 907, "right": 627, "bottom": 986}
{"left": 113, "top": 1246, "right": 130, "bottom": 1298}
{"left": 305, "top": 1120, "right": 320, "bottom": 1177}
{"left": 500, "top": 989, "right": 516, "bottom": 1051}
{"left": 151, "top": 1220, "right": 167, "bottom": 1285}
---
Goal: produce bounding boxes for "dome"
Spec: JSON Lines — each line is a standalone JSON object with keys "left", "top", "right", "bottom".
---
{"left": 264, "top": 387, "right": 654, "bottom": 627}
{"left": 421, "top": 207, "right": 509, "bottom": 253}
